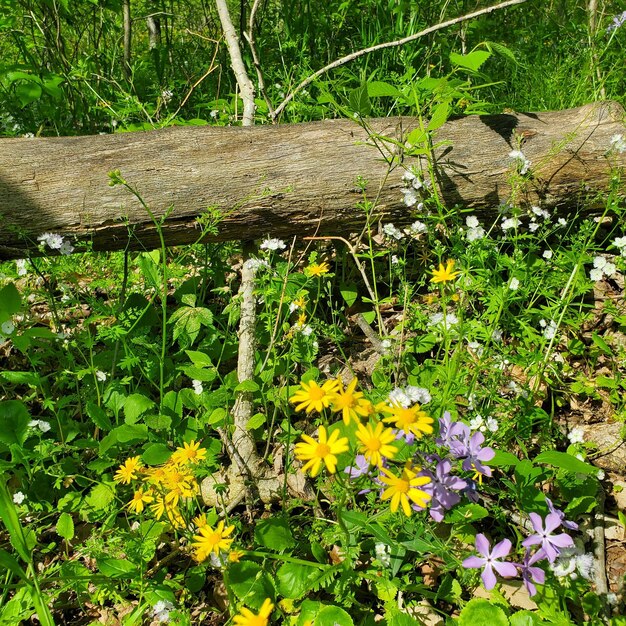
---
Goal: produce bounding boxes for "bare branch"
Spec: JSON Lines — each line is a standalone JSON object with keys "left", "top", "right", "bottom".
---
{"left": 271, "top": 0, "right": 529, "bottom": 120}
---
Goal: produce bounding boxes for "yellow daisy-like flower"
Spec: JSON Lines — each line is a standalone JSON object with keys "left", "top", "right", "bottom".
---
{"left": 296, "top": 312, "right": 307, "bottom": 326}
{"left": 289, "top": 379, "right": 340, "bottom": 414}
{"left": 228, "top": 549, "right": 245, "bottom": 563}
{"left": 291, "top": 296, "right": 307, "bottom": 310}
{"left": 127, "top": 488, "right": 153, "bottom": 513}
{"left": 382, "top": 403, "right": 434, "bottom": 439}
{"left": 355, "top": 421, "right": 398, "bottom": 468}
{"left": 233, "top": 598, "right": 274, "bottom": 626}
{"left": 431, "top": 259, "right": 459, "bottom": 284}
{"left": 163, "top": 467, "right": 198, "bottom": 506}
{"left": 114, "top": 456, "right": 142, "bottom": 484}
{"left": 330, "top": 378, "right": 371, "bottom": 425}
{"left": 294, "top": 425, "right": 349, "bottom": 477}
{"left": 192, "top": 513, "right": 208, "bottom": 529}
{"left": 192, "top": 520, "right": 235, "bottom": 562}
{"left": 379, "top": 465, "right": 431, "bottom": 516}
{"left": 145, "top": 465, "right": 168, "bottom": 486}
{"left": 171, "top": 440, "right": 207, "bottom": 465}
{"left": 305, "top": 261, "right": 330, "bottom": 277}
{"left": 151, "top": 495, "right": 166, "bottom": 519}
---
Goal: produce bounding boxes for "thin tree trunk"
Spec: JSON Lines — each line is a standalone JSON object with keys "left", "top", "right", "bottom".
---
{"left": 122, "top": 0, "right": 132, "bottom": 80}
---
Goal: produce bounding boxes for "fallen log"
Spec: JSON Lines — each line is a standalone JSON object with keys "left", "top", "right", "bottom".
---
{"left": 0, "top": 101, "right": 624, "bottom": 260}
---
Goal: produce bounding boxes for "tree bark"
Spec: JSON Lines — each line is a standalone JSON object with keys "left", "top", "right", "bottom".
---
{"left": 0, "top": 102, "right": 624, "bottom": 260}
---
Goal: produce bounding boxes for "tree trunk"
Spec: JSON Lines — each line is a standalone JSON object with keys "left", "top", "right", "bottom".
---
{"left": 122, "top": 0, "right": 132, "bottom": 80}
{"left": 0, "top": 102, "right": 624, "bottom": 260}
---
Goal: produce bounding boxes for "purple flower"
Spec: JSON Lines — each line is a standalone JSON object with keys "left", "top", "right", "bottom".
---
{"left": 460, "top": 431, "right": 495, "bottom": 477}
{"left": 436, "top": 412, "right": 470, "bottom": 456}
{"left": 522, "top": 512, "right": 574, "bottom": 562}
{"left": 517, "top": 549, "right": 546, "bottom": 596}
{"left": 607, "top": 10, "right": 626, "bottom": 33}
{"left": 344, "top": 454, "right": 370, "bottom": 479}
{"left": 546, "top": 497, "right": 578, "bottom": 531}
{"left": 422, "top": 459, "right": 467, "bottom": 522}
{"left": 462, "top": 533, "right": 518, "bottom": 590}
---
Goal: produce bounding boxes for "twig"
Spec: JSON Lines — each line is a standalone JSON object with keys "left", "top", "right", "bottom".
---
{"left": 271, "top": 0, "right": 529, "bottom": 119}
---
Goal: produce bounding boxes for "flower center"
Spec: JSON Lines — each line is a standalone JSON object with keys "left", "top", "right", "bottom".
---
{"left": 207, "top": 531, "right": 222, "bottom": 547}
{"left": 396, "top": 478, "right": 410, "bottom": 494}
{"left": 309, "top": 387, "right": 325, "bottom": 401}
{"left": 367, "top": 439, "right": 382, "bottom": 451}
{"left": 315, "top": 443, "right": 331, "bottom": 458}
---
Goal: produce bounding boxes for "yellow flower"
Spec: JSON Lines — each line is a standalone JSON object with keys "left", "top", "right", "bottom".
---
{"left": 192, "top": 513, "right": 208, "bottom": 529}
{"left": 431, "top": 259, "right": 459, "bottom": 284}
{"left": 145, "top": 465, "right": 168, "bottom": 486}
{"left": 294, "top": 425, "right": 349, "bottom": 477}
{"left": 233, "top": 598, "right": 274, "bottom": 626}
{"left": 355, "top": 421, "right": 398, "bottom": 468}
{"left": 228, "top": 549, "right": 245, "bottom": 563}
{"left": 163, "top": 467, "right": 198, "bottom": 506}
{"left": 382, "top": 403, "right": 434, "bottom": 439}
{"left": 192, "top": 520, "right": 235, "bottom": 562}
{"left": 379, "top": 465, "right": 431, "bottom": 516}
{"left": 114, "top": 456, "right": 142, "bottom": 484}
{"left": 171, "top": 440, "right": 207, "bottom": 465}
{"left": 289, "top": 379, "right": 340, "bottom": 414}
{"left": 151, "top": 496, "right": 166, "bottom": 519}
{"left": 305, "top": 261, "right": 330, "bottom": 277}
{"left": 291, "top": 296, "right": 307, "bottom": 310}
{"left": 127, "top": 488, "right": 153, "bottom": 513}
{"left": 330, "top": 378, "right": 371, "bottom": 425}
{"left": 296, "top": 312, "right": 307, "bottom": 326}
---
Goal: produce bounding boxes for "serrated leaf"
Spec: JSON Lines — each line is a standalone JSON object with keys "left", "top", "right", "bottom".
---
{"left": 123, "top": 393, "right": 155, "bottom": 424}
{"left": 349, "top": 84, "right": 371, "bottom": 117}
{"left": 86, "top": 402, "right": 113, "bottom": 431}
{"left": 316, "top": 605, "right": 354, "bottom": 626}
{"left": 145, "top": 414, "right": 171, "bottom": 430}
{"left": 407, "top": 126, "right": 428, "bottom": 147}
{"left": 227, "top": 561, "right": 274, "bottom": 609}
{"left": 142, "top": 443, "right": 172, "bottom": 465}
{"left": 458, "top": 598, "right": 508, "bottom": 626}
{"left": 534, "top": 450, "right": 598, "bottom": 475}
{"left": 0, "top": 371, "right": 41, "bottom": 386}
{"left": 84, "top": 482, "right": 115, "bottom": 512}
{"left": 277, "top": 562, "right": 318, "bottom": 599}
{"left": 97, "top": 557, "right": 139, "bottom": 578}
{"left": 56, "top": 512, "right": 74, "bottom": 541}
{"left": 254, "top": 517, "right": 295, "bottom": 551}
{"left": 427, "top": 102, "right": 450, "bottom": 131}
{"left": 113, "top": 423, "right": 148, "bottom": 443}
{"left": 367, "top": 81, "right": 401, "bottom": 97}
{"left": 450, "top": 50, "right": 491, "bottom": 72}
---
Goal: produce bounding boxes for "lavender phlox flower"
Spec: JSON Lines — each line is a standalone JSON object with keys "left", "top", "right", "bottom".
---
{"left": 422, "top": 458, "right": 467, "bottom": 522}
{"left": 517, "top": 549, "right": 546, "bottom": 596}
{"left": 545, "top": 497, "right": 578, "bottom": 531}
{"left": 607, "top": 10, "right": 626, "bottom": 33}
{"left": 462, "top": 533, "right": 518, "bottom": 590}
{"left": 460, "top": 431, "right": 495, "bottom": 477}
{"left": 436, "top": 412, "right": 470, "bottom": 456}
{"left": 344, "top": 454, "right": 370, "bottom": 479}
{"left": 522, "top": 512, "right": 574, "bottom": 562}
{"left": 394, "top": 428, "right": 416, "bottom": 446}
{"left": 462, "top": 478, "right": 480, "bottom": 503}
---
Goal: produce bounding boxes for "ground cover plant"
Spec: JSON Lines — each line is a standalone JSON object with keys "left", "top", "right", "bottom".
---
{"left": 1, "top": 1, "right": 626, "bottom": 625}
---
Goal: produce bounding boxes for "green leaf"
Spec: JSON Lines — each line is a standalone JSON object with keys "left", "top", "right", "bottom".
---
{"left": 185, "top": 350, "right": 213, "bottom": 367}
{"left": 246, "top": 413, "right": 266, "bottom": 430}
{"left": 406, "top": 126, "right": 428, "bottom": 148}
{"left": 0, "top": 400, "right": 30, "bottom": 447}
{"left": 534, "top": 451, "right": 598, "bottom": 475}
{"left": 490, "top": 450, "right": 520, "bottom": 467}
{"left": 276, "top": 562, "right": 318, "bottom": 599}
{"left": 145, "top": 414, "right": 172, "bottom": 431}
{"left": 15, "top": 80, "right": 42, "bottom": 107}
{"left": 124, "top": 393, "right": 155, "bottom": 424}
{"left": 349, "top": 84, "right": 371, "bottom": 117}
{"left": 97, "top": 557, "right": 139, "bottom": 578}
{"left": 235, "top": 380, "right": 259, "bottom": 393}
{"left": 591, "top": 332, "right": 613, "bottom": 355}
{"left": 0, "top": 480, "right": 31, "bottom": 563}
{"left": 339, "top": 282, "right": 358, "bottom": 307}
{"left": 458, "top": 598, "right": 508, "bottom": 626}
{"left": 86, "top": 402, "right": 113, "bottom": 431}
{"left": 367, "top": 81, "right": 401, "bottom": 97}
{"left": 227, "top": 561, "right": 274, "bottom": 609}
{"left": 388, "top": 612, "right": 421, "bottom": 626}
{"left": 427, "top": 102, "right": 450, "bottom": 131}
{"left": 0, "top": 548, "right": 28, "bottom": 581}
{"left": 316, "top": 605, "right": 354, "bottom": 626}
{"left": 510, "top": 611, "right": 542, "bottom": 626}
{"left": 142, "top": 443, "right": 172, "bottom": 465}
{"left": 450, "top": 50, "right": 492, "bottom": 72}
{"left": 0, "top": 372, "right": 41, "bottom": 386}
{"left": 296, "top": 600, "right": 325, "bottom": 625}
{"left": 445, "top": 503, "right": 489, "bottom": 523}
{"left": 113, "top": 423, "right": 148, "bottom": 443}
{"left": 207, "top": 407, "right": 228, "bottom": 426}
{"left": 56, "top": 512, "right": 74, "bottom": 541}
{"left": 83, "top": 482, "right": 115, "bottom": 512}
{"left": 254, "top": 517, "right": 296, "bottom": 551}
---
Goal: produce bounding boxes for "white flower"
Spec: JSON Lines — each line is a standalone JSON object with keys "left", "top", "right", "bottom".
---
{"left": 469, "top": 415, "right": 484, "bottom": 431}
{"left": 466, "top": 226, "right": 486, "bottom": 241}
{"left": 94, "top": 370, "right": 107, "bottom": 382}
{"left": 402, "top": 170, "right": 416, "bottom": 184}
{"left": 29, "top": 419, "right": 51, "bottom": 433}
{"left": 540, "top": 319, "right": 558, "bottom": 340}
{"left": 192, "top": 380, "right": 203, "bottom": 395}
{"left": 12, "top": 492, "right": 25, "bottom": 505}
{"left": 485, "top": 417, "right": 498, "bottom": 432}
{"left": 381, "top": 339, "right": 392, "bottom": 350}
{"left": 612, "top": 236, "right": 626, "bottom": 252}
{"left": 591, "top": 256, "right": 617, "bottom": 280}
{"left": 161, "top": 89, "right": 173, "bottom": 103}
{"left": 404, "top": 221, "right": 428, "bottom": 237}
{"left": 37, "top": 233, "right": 64, "bottom": 250}
{"left": 301, "top": 324, "right": 314, "bottom": 337}
{"left": 243, "top": 258, "right": 270, "bottom": 271}
{"left": 597, "top": 469, "right": 605, "bottom": 480}
{"left": 542, "top": 250, "right": 553, "bottom": 260}
{"left": 466, "top": 215, "right": 480, "bottom": 228}
{"left": 405, "top": 386, "right": 431, "bottom": 405}
{"left": 153, "top": 600, "right": 175, "bottom": 623}
{"left": 589, "top": 268, "right": 604, "bottom": 282}
{"left": 260, "top": 238, "right": 286, "bottom": 251}
{"left": 528, "top": 220, "right": 540, "bottom": 232}
{"left": 508, "top": 149, "right": 531, "bottom": 175}
{"left": 567, "top": 426, "right": 585, "bottom": 444}
{"left": 382, "top": 223, "right": 404, "bottom": 241}
{"left": 391, "top": 255, "right": 399, "bottom": 265}
{"left": 531, "top": 205, "right": 550, "bottom": 220}
{"left": 603, "top": 262, "right": 616, "bottom": 276}
{"left": 501, "top": 216, "right": 520, "bottom": 230}
{"left": 59, "top": 240, "right": 74, "bottom": 255}
{"left": 428, "top": 312, "right": 458, "bottom": 328}
{"left": 289, "top": 302, "right": 299, "bottom": 313}
{"left": 609, "top": 133, "right": 626, "bottom": 153}
{"left": 388, "top": 388, "right": 411, "bottom": 408}
{"left": 467, "top": 340, "right": 484, "bottom": 357}
{"left": 401, "top": 188, "right": 418, "bottom": 207}
{"left": 374, "top": 543, "right": 391, "bottom": 567}
{"left": 491, "top": 328, "right": 503, "bottom": 342}
{"left": 1, "top": 320, "right": 14, "bottom": 335}
{"left": 15, "top": 259, "right": 28, "bottom": 276}
{"left": 557, "top": 218, "right": 567, "bottom": 226}
{"left": 210, "top": 109, "right": 219, "bottom": 118}
{"left": 594, "top": 256, "right": 607, "bottom": 269}
{"left": 575, "top": 553, "right": 594, "bottom": 580}
{"left": 508, "top": 277, "right": 520, "bottom": 291}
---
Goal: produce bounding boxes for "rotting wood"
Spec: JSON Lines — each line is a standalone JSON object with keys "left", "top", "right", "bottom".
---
{"left": 0, "top": 101, "right": 624, "bottom": 260}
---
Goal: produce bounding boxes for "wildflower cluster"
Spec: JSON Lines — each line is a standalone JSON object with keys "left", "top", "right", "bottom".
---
{"left": 37, "top": 232, "right": 74, "bottom": 255}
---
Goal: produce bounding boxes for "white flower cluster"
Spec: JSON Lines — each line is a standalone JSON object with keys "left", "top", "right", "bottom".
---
{"left": 610, "top": 133, "right": 626, "bottom": 153}
{"left": 161, "top": 89, "right": 173, "bottom": 104}
{"left": 95, "top": 370, "right": 107, "bottom": 382}
{"left": 13, "top": 491, "right": 26, "bottom": 505}
{"left": 567, "top": 426, "right": 585, "bottom": 444}
{"left": 192, "top": 379, "right": 203, "bottom": 395}
{"left": 551, "top": 543, "right": 594, "bottom": 581}
{"left": 528, "top": 205, "right": 551, "bottom": 232}
{"left": 589, "top": 256, "right": 617, "bottom": 282}
{"left": 15, "top": 259, "right": 28, "bottom": 276}
{"left": 508, "top": 277, "right": 520, "bottom": 291}
{"left": 244, "top": 258, "right": 270, "bottom": 271}
{"left": 469, "top": 414, "right": 499, "bottom": 433}
{"left": 508, "top": 149, "right": 531, "bottom": 175}
{"left": 152, "top": 600, "right": 175, "bottom": 623}
{"left": 29, "top": 419, "right": 51, "bottom": 433}
{"left": 374, "top": 542, "right": 391, "bottom": 567}
{"left": 612, "top": 236, "right": 626, "bottom": 257}
{"left": 260, "top": 238, "right": 286, "bottom": 251}
{"left": 501, "top": 216, "right": 520, "bottom": 231}
{"left": 539, "top": 318, "right": 558, "bottom": 340}
{"left": 465, "top": 215, "right": 486, "bottom": 241}
{"left": 401, "top": 169, "right": 429, "bottom": 208}
{"left": 388, "top": 385, "right": 431, "bottom": 408}
{"left": 404, "top": 221, "right": 428, "bottom": 237}
{"left": 428, "top": 311, "right": 459, "bottom": 329}
{"left": 37, "top": 232, "right": 74, "bottom": 255}
{"left": 382, "top": 223, "right": 404, "bottom": 240}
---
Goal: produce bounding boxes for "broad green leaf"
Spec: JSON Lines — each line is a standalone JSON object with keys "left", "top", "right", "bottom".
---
{"left": 388, "top": 612, "right": 421, "bottom": 625}
{"left": 124, "top": 393, "right": 155, "bottom": 424}
{"left": 142, "top": 443, "right": 172, "bottom": 465}
{"left": 339, "top": 282, "right": 358, "bottom": 307}
{"left": 185, "top": 350, "right": 213, "bottom": 367}
{"left": 15, "top": 80, "right": 42, "bottom": 106}
{"left": 296, "top": 600, "right": 325, "bottom": 625}
{"left": 510, "top": 611, "right": 542, "bottom": 625}
{"left": 427, "top": 102, "right": 450, "bottom": 131}
{"left": 254, "top": 517, "right": 296, "bottom": 551}
{"left": 458, "top": 598, "right": 508, "bottom": 626}
{"left": 145, "top": 413, "right": 171, "bottom": 430}
{"left": 86, "top": 402, "right": 113, "bottom": 431}
{"left": 367, "top": 81, "right": 401, "bottom": 97}
{"left": 56, "top": 512, "right": 74, "bottom": 541}
{"left": 97, "top": 557, "right": 139, "bottom": 578}
{"left": 316, "top": 605, "right": 354, "bottom": 626}
{"left": 407, "top": 126, "right": 428, "bottom": 147}
{"left": 0, "top": 372, "right": 41, "bottom": 386}
{"left": 83, "top": 482, "right": 115, "bottom": 512}
{"left": 207, "top": 407, "right": 228, "bottom": 426}
{"left": 227, "top": 561, "right": 274, "bottom": 609}
{"left": 113, "top": 423, "right": 149, "bottom": 443}
{"left": 246, "top": 413, "right": 266, "bottom": 430}
{"left": 445, "top": 503, "right": 489, "bottom": 523}
{"left": 0, "top": 283, "right": 21, "bottom": 320}
{"left": 0, "top": 400, "right": 30, "bottom": 447}
{"left": 276, "top": 562, "right": 318, "bottom": 599}
{"left": 450, "top": 50, "right": 492, "bottom": 72}
{"left": 490, "top": 450, "right": 520, "bottom": 467}
{"left": 349, "top": 84, "right": 371, "bottom": 117}
{"left": 235, "top": 380, "right": 259, "bottom": 393}
{"left": 534, "top": 451, "right": 598, "bottom": 475}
